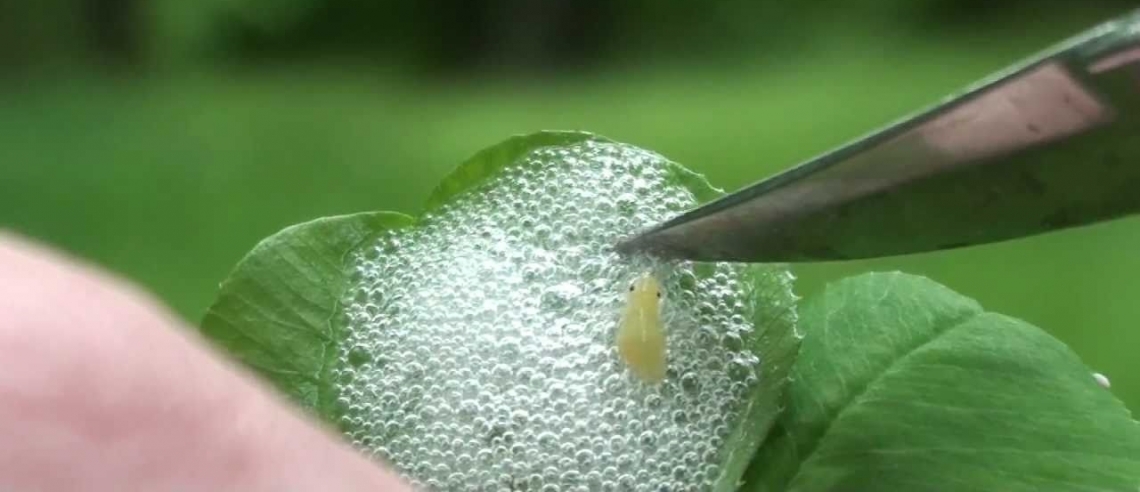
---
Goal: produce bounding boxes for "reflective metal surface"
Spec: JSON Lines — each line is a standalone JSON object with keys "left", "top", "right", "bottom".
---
{"left": 617, "top": 9, "right": 1140, "bottom": 263}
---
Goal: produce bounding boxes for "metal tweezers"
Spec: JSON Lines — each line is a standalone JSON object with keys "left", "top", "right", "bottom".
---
{"left": 616, "top": 9, "right": 1140, "bottom": 263}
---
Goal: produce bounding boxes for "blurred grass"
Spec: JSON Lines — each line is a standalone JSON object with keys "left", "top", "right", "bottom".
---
{"left": 2, "top": 16, "right": 1138, "bottom": 411}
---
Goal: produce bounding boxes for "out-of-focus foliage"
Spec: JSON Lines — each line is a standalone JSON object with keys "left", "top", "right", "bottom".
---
{"left": 6, "top": 0, "right": 1138, "bottom": 75}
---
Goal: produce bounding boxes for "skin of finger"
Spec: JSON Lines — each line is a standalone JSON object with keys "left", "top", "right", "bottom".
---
{"left": 0, "top": 231, "right": 412, "bottom": 492}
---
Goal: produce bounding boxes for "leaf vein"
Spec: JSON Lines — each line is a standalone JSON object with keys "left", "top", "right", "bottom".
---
{"left": 788, "top": 309, "right": 983, "bottom": 483}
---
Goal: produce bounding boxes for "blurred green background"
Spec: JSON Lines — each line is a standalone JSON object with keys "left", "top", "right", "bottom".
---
{"left": 3, "top": 0, "right": 1138, "bottom": 411}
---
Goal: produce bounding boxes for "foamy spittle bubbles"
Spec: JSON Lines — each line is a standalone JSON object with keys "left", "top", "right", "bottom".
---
{"left": 338, "top": 141, "right": 780, "bottom": 491}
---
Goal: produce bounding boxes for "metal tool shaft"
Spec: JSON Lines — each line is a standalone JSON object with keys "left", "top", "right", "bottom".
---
{"left": 617, "top": 9, "right": 1140, "bottom": 263}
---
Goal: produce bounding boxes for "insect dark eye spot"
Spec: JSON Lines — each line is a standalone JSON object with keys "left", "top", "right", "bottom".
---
{"left": 629, "top": 284, "right": 636, "bottom": 292}
{"left": 656, "top": 292, "right": 662, "bottom": 298}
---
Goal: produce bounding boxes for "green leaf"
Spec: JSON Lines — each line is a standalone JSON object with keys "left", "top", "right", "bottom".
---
{"left": 716, "top": 266, "right": 801, "bottom": 492}
{"left": 423, "top": 130, "right": 724, "bottom": 211}
{"left": 200, "top": 211, "right": 414, "bottom": 415}
{"left": 199, "top": 131, "right": 800, "bottom": 490}
{"left": 743, "top": 271, "right": 1140, "bottom": 491}
{"left": 423, "top": 130, "right": 607, "bottom": 212}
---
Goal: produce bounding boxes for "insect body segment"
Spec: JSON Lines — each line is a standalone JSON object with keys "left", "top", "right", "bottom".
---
{"left": 617, "top": 274, "right": 667, "bottom": 383}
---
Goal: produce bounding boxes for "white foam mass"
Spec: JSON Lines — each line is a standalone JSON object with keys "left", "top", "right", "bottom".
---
{"left": 336, "top": 141, "right": 792, "bottom": 491}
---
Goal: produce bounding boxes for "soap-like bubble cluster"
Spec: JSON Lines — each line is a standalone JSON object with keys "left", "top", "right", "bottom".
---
{"left": 337, "top": 141, "right": 773, "bottom": 491}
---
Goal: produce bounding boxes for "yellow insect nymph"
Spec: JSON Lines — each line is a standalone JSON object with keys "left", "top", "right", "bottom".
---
{"left": 617, "top": 274, "right": 666, "bottom": 383}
